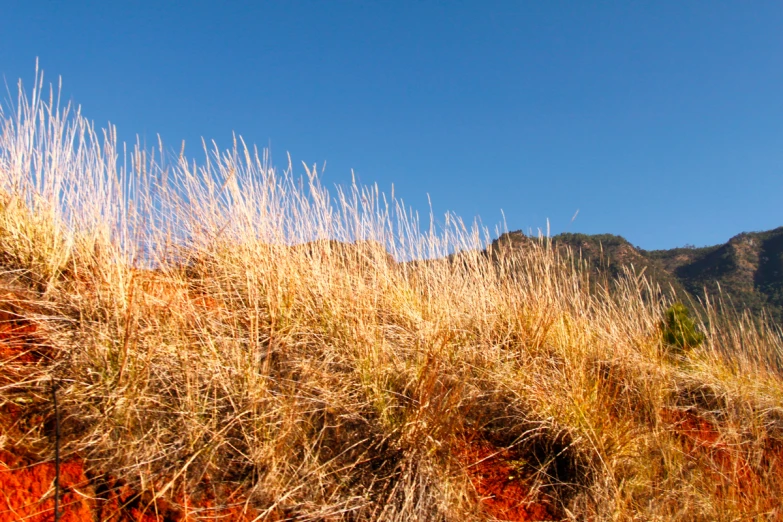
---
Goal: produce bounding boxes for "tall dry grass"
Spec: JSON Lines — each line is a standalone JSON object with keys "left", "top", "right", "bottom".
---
{"left": 1, "top": 68, "right": 782, "bottom": 520}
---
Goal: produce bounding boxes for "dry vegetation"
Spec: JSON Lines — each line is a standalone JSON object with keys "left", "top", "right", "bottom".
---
{"left": 1, "top": 70, "right": 782, "bottom": 521}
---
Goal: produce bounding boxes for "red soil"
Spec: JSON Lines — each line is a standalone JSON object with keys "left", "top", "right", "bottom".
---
{"left": 661, "top": 407, "right": 783, "bottom": 513}
{"left": 0, "top": 292, "right": 264, "bottom": 521}
{"left": 0, "top": 292, "right": 51, "bottom": 449}
{"left": 92, "top": 475, "right": 264, "bottom": 522}
{"left": 455, "top": 436, "right": 557, "bottom": 521}
{"left": 0, "top": 450, "right": 263, "bottom": 522}
{"left": 0, "top": 450, "right": 92, "bottom": 522}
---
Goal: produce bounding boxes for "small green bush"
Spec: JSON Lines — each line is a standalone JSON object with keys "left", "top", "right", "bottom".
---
{"left": 661, "top": 303, "right": 705, "bottom": 354}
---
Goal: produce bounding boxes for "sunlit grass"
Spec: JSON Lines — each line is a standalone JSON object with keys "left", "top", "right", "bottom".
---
{"left": 1, "top": 68, "right": 782, "bottom": 520}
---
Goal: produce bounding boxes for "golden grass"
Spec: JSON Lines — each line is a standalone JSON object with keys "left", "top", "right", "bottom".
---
{"left": 1, "top": 69, "right": 782, "bottom": 520}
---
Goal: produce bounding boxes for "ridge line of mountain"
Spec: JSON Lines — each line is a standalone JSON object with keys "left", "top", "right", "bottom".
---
{"left": 488, "top": 226, "right": 783, "bottom": 324}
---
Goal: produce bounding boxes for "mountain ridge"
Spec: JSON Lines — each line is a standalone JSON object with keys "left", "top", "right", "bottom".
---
{"left": 488, "top": 226, "right": 783, "bottom": 324}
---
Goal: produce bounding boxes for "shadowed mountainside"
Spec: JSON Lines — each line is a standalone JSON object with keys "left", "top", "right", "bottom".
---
{"left": 488, "top": 227, "right": 783, "bottom": 324}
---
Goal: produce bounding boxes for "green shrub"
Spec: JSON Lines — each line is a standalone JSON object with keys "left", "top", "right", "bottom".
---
{"left": 661, "top": 303, "right": 705, "bottom": 354}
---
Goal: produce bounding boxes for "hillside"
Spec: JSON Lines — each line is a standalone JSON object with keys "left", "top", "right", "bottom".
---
{"left": 1, "top": 77, "right": 783, "bottom": 521}
{"left": 490, "top": 228, "right": 783, "bottom": 325}
{"left": 648, "top": 228, "right": 783, "bottom": 324}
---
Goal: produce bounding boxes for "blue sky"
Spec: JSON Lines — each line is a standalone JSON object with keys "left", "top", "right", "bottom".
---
{"left": 1, "top": 1, "right": 781, "bottom": 250}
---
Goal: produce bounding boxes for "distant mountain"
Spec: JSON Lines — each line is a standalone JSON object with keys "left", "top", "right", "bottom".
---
{"left": 488, "top": 227, "right": 783, "bottom": 324}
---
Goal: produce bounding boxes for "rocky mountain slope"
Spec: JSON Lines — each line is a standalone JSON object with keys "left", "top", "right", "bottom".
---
{"left": 488, "top": 227, "right": 783, "bottom": 324}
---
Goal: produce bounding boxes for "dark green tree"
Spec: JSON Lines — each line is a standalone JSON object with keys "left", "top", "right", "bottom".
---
{"left": 661, "top": 303, "right": 705, "bottom": 354}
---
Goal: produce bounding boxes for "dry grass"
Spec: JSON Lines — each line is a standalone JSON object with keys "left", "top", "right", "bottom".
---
{"left": 1, "top": 69, "right": 782, "bottom": 521}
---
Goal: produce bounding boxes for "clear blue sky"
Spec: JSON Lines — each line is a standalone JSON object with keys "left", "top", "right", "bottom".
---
{"left": 2, "top": 1, "right": 781, "bottom": 250}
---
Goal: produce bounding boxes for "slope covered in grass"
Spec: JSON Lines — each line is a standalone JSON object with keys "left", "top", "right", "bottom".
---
{"left": 1, "top": 71, "right": 783, "bottom": 521}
